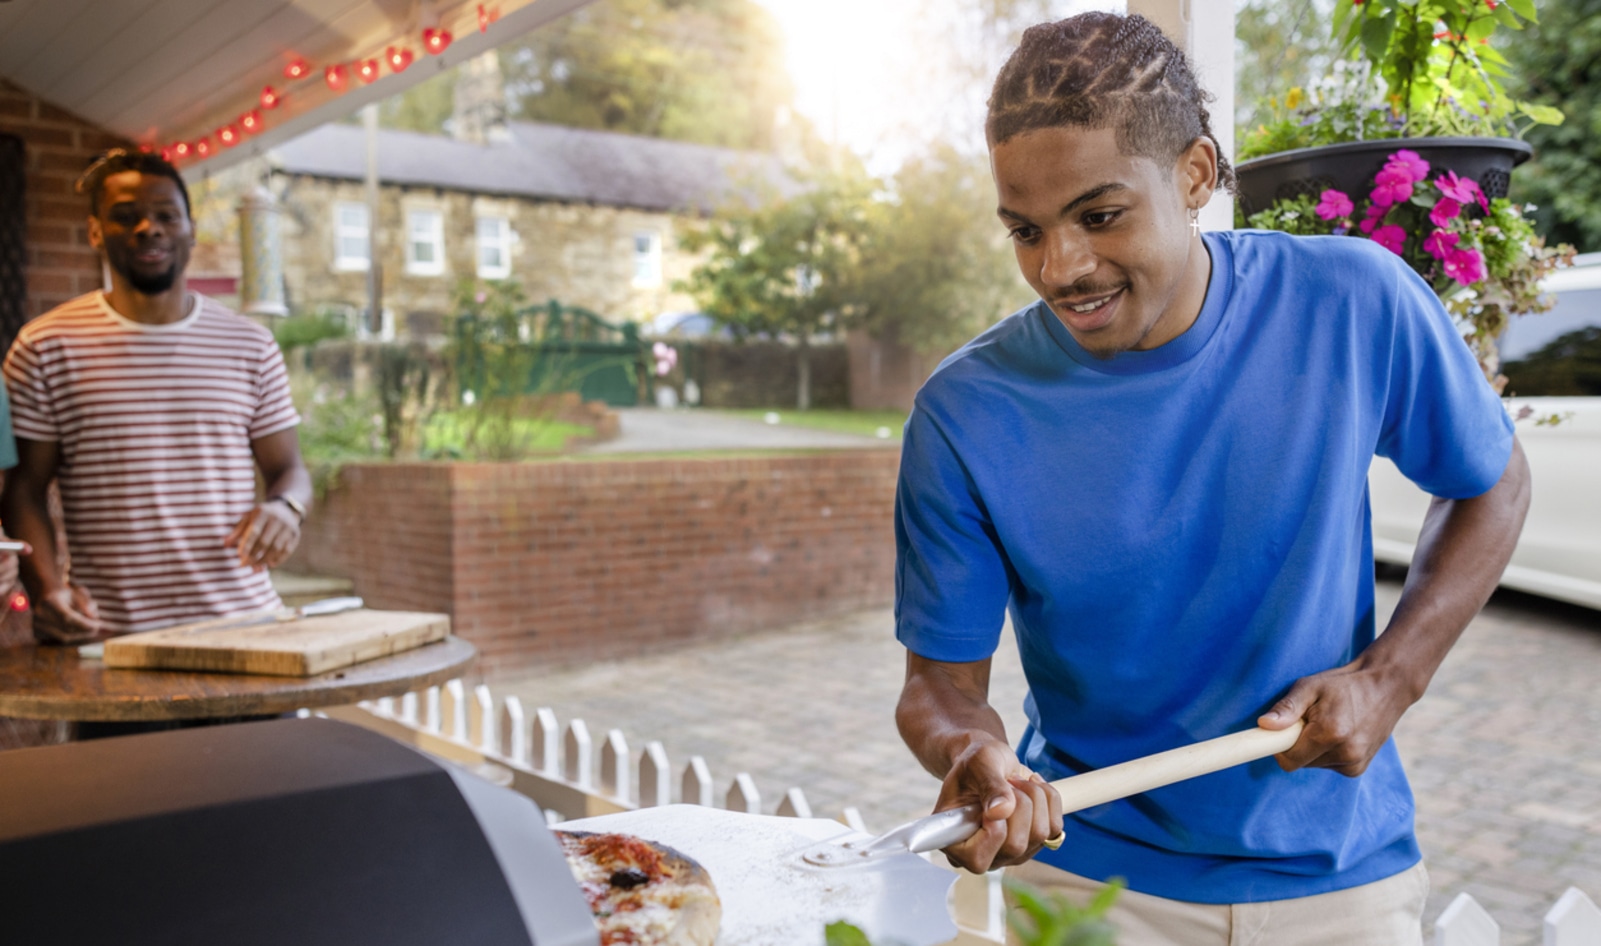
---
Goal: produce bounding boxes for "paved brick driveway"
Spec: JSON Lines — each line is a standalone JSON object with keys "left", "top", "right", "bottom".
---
{"left": 497, "top": 574, "right": 1601, "bottom": 944}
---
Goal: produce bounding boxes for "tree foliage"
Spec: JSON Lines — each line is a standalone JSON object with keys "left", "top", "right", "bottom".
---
{"left": 374, "top": 0, "right": 792, "bottom": 150}
{"left": 677, "top": 160, "right": 876, "bottom": 409}
{"left": 501, "top": 0, "right": 794, "bottom": 150}
{"left": 852, "top": 144, "right": 1028, "bottom": 355}
{"left": 1505, "top": 0, "right": 1601, "bottom": 252}
{"left": 1234, "top": 0, "right": 1341, "bottom": 150}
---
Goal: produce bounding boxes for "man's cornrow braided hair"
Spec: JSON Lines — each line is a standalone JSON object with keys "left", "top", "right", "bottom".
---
{"left": 985, "top": 12, "right": 1236, "bottom": 194}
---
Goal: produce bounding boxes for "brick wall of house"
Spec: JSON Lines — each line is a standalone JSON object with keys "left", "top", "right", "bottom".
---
{"left": 0, "top": 79, "right": 127, "bottom": 323}
{"left": 289, "top": 452, "right": 900, "bottom": 678}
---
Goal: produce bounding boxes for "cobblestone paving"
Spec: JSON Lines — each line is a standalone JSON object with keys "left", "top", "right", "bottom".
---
{"left": 495, "top": 575, "right": 1601, "bottom": 944}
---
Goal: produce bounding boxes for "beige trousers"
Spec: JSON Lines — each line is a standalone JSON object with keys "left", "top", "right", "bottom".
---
{"left": 1005, "top": 859, "right": 1429, "bottom": 946}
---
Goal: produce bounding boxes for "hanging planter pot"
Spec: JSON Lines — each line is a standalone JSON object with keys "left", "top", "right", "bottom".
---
{"left": 1234, "top": 137, "right": 1533, "bottom": 219}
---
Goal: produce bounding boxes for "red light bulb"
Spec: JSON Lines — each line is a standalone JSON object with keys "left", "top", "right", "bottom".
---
{"left": 424, "top": 27, "right": 452, "bottom": 55}
{"left": 195, "top": 137, "right": 212, "bottom": 158}
{"left": 478, "top": 4, "right": 491, "bottom": 32}
{"left": 138, "top": 143, "right": 154, "bottom": 154}
{"left": 357, "top": 58, "right": 380, "bottom": 83}
{"left": 284, "top": 59, "right": 309, "bottom": 80}
{"left": 9, "top": 592, "right": 28, "bottom": 612}
{"left": 160, "top": 146, "right": 174, "bottom": 162}
{"left": 241, "top": 109, "right": 263, "bottom": 133}
{"left": 173, "top": 142, "right": 192, "bottom": 159}
{"left": 386, "top": 46, "right": 413, "bottom": 72}
{"left": 261, "top": 85, "right": 281, "bottom": 110}
{"left": 324, "top": 64, "right": 348, "bottom": 91}
{"left": 219, "top": 125, "right": 240, "bottom": 147}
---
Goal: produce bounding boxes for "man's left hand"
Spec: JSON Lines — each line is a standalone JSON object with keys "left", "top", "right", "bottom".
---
{"left": 1257, "top": 660, "right": 1415, "bottom": 776}
{"left": 224, "top": 501, "right": 301, "bottom": 572}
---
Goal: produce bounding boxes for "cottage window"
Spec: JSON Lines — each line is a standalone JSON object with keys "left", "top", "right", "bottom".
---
{"left": 406, "top": 209, "right": 446, "bottom": 276}
{"left": 632, "top": 230, "right": 662, "bottom": 288}
{"left": 334, "top": 202, "right": 369, "bottom": 272}
{"left": 476, "top": 216, "right": 512, "bottom": 279}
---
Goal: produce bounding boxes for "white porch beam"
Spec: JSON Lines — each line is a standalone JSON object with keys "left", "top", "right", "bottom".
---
{"left": 1126, "top": 0, "right": 1236, "bottom": 231}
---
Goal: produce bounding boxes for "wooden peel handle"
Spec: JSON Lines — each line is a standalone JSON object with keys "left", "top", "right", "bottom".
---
{"left": 1047, "top": 721, "right": 1305, "bottom": 815}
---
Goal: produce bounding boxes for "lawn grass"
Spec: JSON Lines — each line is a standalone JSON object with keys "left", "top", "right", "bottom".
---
{"left": 715, "top": 408, "right": 908, "bottom": 441}
{"left": 421, "top": 410, "right": 594, "bottom": 457}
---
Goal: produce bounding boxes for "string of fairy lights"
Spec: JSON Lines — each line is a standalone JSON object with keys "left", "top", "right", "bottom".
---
{"left": 148, "top": 3, "right": 504, "bottom": 164}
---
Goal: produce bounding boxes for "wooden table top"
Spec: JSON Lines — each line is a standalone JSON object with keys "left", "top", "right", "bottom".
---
{"left": 0, "top": 636, "right": 476, "bottom": 722}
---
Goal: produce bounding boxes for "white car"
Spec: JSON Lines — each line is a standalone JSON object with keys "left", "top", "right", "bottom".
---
{"left": 1370, "top": 252, "right": 1601, "bottom": 610}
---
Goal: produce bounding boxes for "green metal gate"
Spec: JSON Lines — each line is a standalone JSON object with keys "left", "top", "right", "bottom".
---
{"left": 451, "top": 300, "right": 646, "bottom": 407}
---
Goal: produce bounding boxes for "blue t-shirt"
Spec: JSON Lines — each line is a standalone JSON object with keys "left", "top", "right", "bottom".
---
{"left": 895, "top": 229, "right": 1514, "bottom": 903}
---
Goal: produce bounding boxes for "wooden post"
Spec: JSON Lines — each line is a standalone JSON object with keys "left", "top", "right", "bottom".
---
{"left": 399, "top": 691, "right": 419, "bottom": 726}
{"left": 470, "top": 684, "right": 495, "bottom": 752}
{"left": 639, "top": 741, "right": 671, "bottom": 808}
{"left": 375, "top": 696, "right": 395, "bottom": 717}
{"left": 682, "top": 756, "right": 714, "bottom": 808}
{"left": 1125, "top": 0, "right": 1234, "bottom": 233}
{"left": 423, "top": 686, "right": 442, "bottom": 734}
{"left": 564, "top": 718, "right": 593, "bottom": 789}
{"left": 600, "top": 729, "right": 632, "bottom": 804}
{"left": 726, "top": 773, "right": 761, "bottom": 814}
{"left": 776, "top": 787, "right": 812, "bottom": 819}
{"left": 1436, "top": 892, "right": 1499, "bottom": 946}
{"left": 533, "top": 707, "right": 560, "bottom": 776}
{"left": 840, "top": 807, "right": 868, "bottom": 834}
{"left": 442, "top": 679, "right": 467, "bottom": 743}
{"left": 1545, "top": 887, "right": 1601, "bottom": 945}
{"left": 500, "top": 695, "right": 530, "bottom": 767}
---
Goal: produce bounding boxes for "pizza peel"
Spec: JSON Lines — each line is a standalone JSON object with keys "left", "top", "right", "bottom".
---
{"left": 801, "top": 722, "right": 1304, "bottom": 868}
{"left": 559, "top": 804, "right": 959, "bottom": 946}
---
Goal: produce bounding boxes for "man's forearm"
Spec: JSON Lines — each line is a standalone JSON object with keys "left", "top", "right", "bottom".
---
{"left": 1361, "top": 438, "right": 1532, "bottom": 702}
{"left": 1, "top": 482, "right": 67, "bottom": 596}
{"left": 897, "top": 654, "right": 1011, "bottom": 780}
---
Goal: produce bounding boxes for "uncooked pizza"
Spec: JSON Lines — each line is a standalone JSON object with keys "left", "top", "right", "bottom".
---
{"left": 555, "top": 829, "right": 721, "bottom": 946}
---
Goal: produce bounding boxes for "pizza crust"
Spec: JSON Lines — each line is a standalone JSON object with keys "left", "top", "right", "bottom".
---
{"left": 555, "top": 829, "right": 722, "bottom": 946}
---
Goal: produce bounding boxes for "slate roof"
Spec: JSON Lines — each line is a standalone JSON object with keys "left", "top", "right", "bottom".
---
{"left": 270, "top": 121, "right": 787, "bottom": 214}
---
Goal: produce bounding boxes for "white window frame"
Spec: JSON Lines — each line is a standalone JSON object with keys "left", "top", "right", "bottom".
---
{"left": 476, "top": 215, "right": 512, "bottom": 280}
{"left": 334, "top": 201, "right": 370, "bottom": 272}
{"left": 406, "top": 209, "right": 446, "bottom": 277}
{"left": 632, "top": 230, "right": 663, "bottom": 289}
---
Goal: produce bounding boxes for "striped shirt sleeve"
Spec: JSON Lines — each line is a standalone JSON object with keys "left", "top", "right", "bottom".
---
{"left": 3, "top": 328, "right": 61, "bottom": 443}
{"left": 249, "top": 338, "right": 300, "bottom": 440}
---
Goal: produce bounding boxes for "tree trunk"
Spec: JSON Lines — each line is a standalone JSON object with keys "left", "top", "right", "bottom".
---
{"left": 796, "top": 335, "right": 812, "bottom": 411}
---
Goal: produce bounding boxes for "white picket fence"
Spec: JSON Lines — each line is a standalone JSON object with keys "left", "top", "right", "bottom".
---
{"left": 317, "top": 679, "right": 1600, "bottom": 946}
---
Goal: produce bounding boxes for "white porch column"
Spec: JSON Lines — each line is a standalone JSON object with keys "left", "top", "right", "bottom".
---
{"left": 1126, "top": 0, "right": 1236, "bottom": 231}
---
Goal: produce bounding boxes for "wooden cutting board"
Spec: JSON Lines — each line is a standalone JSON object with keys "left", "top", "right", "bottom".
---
{"left": 101, "top": 609, "right": 452, "bottom": 677}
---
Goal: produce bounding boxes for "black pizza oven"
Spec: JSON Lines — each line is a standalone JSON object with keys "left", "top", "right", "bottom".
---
{"left": 0, "top": 717, "right": 598, "bottom": 946}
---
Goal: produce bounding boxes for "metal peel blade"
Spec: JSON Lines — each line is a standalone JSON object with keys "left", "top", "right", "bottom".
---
{"left": 801, "top": 803, "right": 982, "bottom": 867}
{"left": 800, "top": 721, "right": 1304, "bottom": 869}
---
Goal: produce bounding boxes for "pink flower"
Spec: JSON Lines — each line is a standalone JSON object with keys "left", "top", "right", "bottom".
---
{"left": 1359, "top": 204, "right": 1387, "bottom": 235}
{"left": 1370, "top": 167, "right": 1414, "bottom": 208}
{"left": 1423, "top": 229, "right": 1460, "bottom": 260}
{"left": 1371, "top": 224, "right": 1407, "bottom": 255}
{"left": 1429, "top": 197, "right": 1462, "bottom": 229}
{"left": 1443, "top": 247, "right": 1487, "bottom": 285}
{"left": 1315, "top": 189, "right": 1354, "bottom": 220}
{"left": 1385, "top": 149, "right": 1432, "bottom": 184}
{"left": 1436, "top": 171, "right": 1489, "bottom": 212}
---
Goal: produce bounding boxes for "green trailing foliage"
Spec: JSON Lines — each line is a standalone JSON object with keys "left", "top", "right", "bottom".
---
{"left": 823, "top": 877, "right": 1123, "bottom": 946}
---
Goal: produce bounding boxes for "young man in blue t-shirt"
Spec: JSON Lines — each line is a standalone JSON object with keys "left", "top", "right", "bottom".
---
{"left": 893, "top": 13, "right": 1531, "bottom": 943}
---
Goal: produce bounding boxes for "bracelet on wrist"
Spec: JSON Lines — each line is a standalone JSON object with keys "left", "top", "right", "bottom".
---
{"left": 269, "top": 494, "right": 306, "bottom": 524}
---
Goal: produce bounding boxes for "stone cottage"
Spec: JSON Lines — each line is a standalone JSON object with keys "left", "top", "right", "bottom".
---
{"left": 265, "top": 104, "right": 783, "bottom": 337}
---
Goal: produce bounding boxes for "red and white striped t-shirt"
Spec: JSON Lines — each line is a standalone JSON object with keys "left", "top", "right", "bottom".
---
{"left": 4, "top": 292, "right": 301, "bottom": 633}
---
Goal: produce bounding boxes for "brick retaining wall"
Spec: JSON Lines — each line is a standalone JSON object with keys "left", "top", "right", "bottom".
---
{"left": 290, "top": 452, "right": 901, "bottom": 678}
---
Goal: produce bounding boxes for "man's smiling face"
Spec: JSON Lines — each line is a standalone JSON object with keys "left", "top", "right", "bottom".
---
{"left": 89, "top": 170, "right": 194, "bottom": 297}
{"left": 990, "top": 124, "right": 1213, "bottom": 359}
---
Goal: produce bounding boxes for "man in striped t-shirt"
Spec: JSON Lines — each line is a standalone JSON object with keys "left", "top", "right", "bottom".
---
{"left": 1, "top": 150, "right": 311, "bottom": 643}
